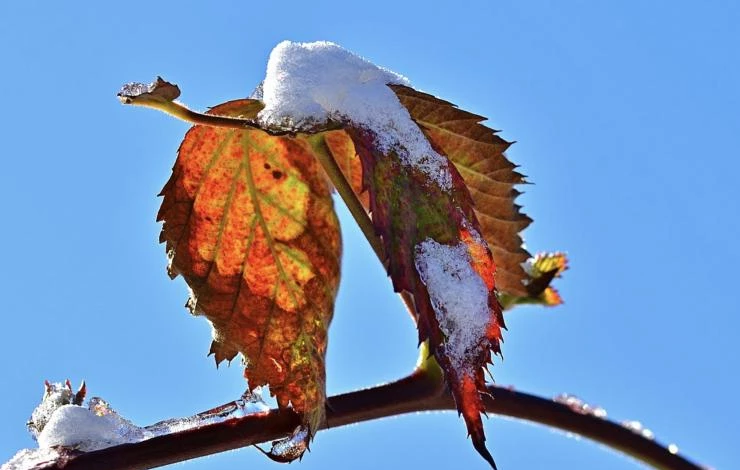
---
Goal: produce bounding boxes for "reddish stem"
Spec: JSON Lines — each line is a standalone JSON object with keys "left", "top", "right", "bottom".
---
{"left": 29, "top": 372, "right": 701, "bottom": 470}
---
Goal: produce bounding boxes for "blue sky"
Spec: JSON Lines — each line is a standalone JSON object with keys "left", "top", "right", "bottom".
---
{"left": 0, "top": 1, "right": 737, "bottom": 469}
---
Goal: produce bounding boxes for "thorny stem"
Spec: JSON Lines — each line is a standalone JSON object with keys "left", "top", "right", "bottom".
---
{"left": 31, "top": 372, "right": 702, "bottom": 470}
{"left": 113, "top": 81, "right": 704, "bottom": 470}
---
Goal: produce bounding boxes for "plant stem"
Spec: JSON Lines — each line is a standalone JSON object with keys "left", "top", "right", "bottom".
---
{"left": 304, "top": 134, "right": 386, "bottom": 264}
{"left": 119, "top": 87, "right": 420, "bottom": 320}
{"left": 30, "top": 375, "right": 703, "bottom": 470}
{"left": 121, "top": 95, "right": 264, "bottom": 132}
{"left": 305, "top": 134, "right": 420, "bottom": 319}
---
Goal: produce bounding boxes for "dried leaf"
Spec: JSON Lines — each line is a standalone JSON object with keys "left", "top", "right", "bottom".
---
{"left": 117, "top": 77, "right": 181, "bottom": 104}
{"left": 158, "top": 99, "right": 341, "bottom": 436}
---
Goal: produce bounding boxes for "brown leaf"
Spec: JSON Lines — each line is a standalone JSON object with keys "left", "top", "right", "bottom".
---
{"left": 390, "top": 85, "right": 532, "bottom": 298}
{"left": 117, "top": 77, "right": 181, "bottom": 104}
{"left": 157, "top": 99, "right": 341, "bottom": 437}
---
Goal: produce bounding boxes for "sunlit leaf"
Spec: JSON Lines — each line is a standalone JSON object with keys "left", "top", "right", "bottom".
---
{"left": 157, "top": 99, "right": 341, "bottom": 439}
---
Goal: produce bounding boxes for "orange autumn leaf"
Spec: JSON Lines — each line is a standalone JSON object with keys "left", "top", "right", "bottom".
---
{"left": 157, "top": 99, "right": 341, "bottom": 435}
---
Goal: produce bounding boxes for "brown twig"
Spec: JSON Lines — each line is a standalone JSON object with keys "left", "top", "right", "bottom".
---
{"left": 31, "top": 371, "right": 702, "bottom": 470}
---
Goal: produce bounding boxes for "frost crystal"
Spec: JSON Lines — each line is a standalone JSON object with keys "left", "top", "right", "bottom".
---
{"left": 143, "top": 388, "right": 269, "bottom": 437}
{"left": 1, "top": 448, "right": 61, "bottom": 470}
{"left": 257, "top": 41, "right": 452, "bottom": 190}
{"left": 553, "top": 393, "right": 608, "bottom": 418}
{"left": 620, "top": 420, "right": 655, "bottom": 440}
{"left": 257, "top": 425, "right": 310, "bottom": 463}
{"left": 414, "top": 237, "right": 490, "bottom": 372}
{"left": 117, "top": 81, "right": 154, "bottom": 98}
{"left": 270, "top": 425, "right": 309, "bottom": 460}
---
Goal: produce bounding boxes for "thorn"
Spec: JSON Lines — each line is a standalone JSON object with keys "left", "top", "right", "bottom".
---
{"left": 472, "top": 438, "right": 498, "bottom": 470}
{"left": 73, "top": 381, "right": 87, "bottom": 406}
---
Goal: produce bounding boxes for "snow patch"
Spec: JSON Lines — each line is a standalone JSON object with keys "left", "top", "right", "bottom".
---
{"left": 414, "top": 238, "right": 491, "bottom": 372}
{"left": 2, "top": 383, "right": 271, "bottom": 469}
{"left": 257, "top": 40, "right": 452, "bottom": 190}
{"left": 37, "top": 405, "right": 143, "bottom": 452}
{"left": 28, "top": 382, "right": 77, "bottom": 440}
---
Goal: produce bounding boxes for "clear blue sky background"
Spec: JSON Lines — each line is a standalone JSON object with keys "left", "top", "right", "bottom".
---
{"left": 0, "top": 1, "right": 737, "bottom": 469}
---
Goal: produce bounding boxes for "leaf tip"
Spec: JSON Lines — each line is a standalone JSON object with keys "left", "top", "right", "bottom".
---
{"left": 472, "top": 437, "right": 498, "bottom": 470}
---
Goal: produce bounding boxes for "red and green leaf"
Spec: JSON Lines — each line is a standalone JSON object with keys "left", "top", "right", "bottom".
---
{"left": 315, "top": 86, "right": 565, "bottom": 466}
{"left": 325, "top": 126, "right": 503, "bottom": 467}
{"left": 390, "top": 85, "right": 533, "bottom": 298}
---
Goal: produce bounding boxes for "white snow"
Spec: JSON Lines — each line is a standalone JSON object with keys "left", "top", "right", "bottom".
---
{"left": 2, "top": 384, "right": 272, "bottom": 469}
{"left": 257, "top": 41, "right": 453, "bottom": 190}
{"left": 37, "top": 405, "right": 143, "bottom": 452}
{"left": 414, "top": 237, "right": 491, "bottom": 372}
{"left": 28, "top": 382, "right": 77, "bottom": 440}
{"left": 29, "top": 390, "right": 269, "bottom": 453}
